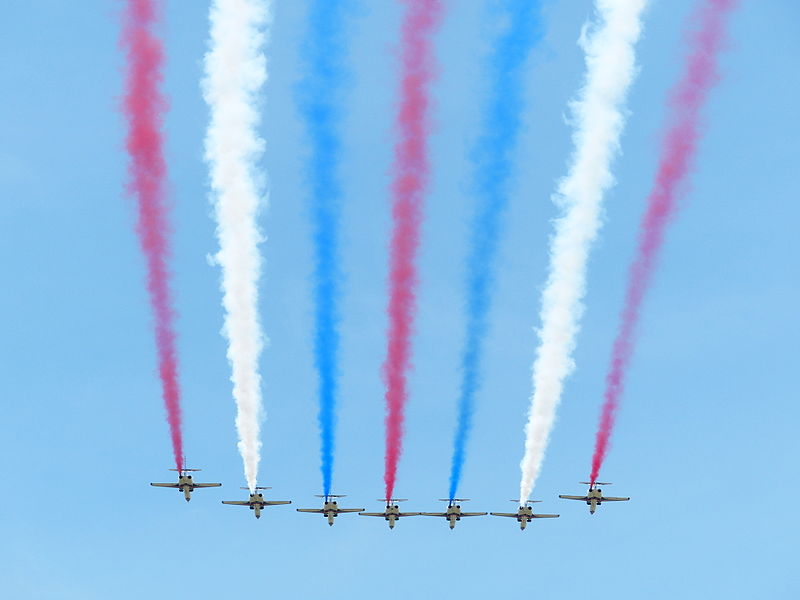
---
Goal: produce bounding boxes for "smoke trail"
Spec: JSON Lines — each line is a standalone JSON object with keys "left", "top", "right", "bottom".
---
{"left": 297, "top": 1, "right": 351, "bottom": 498}
{"left": 590, "top": 0, "right": 738, "bottom": 483}
{"left": 121, "top": 0, "right": 184, "bottom": 471}
{"left": 519, "top": 0, "right": 647, "bottom": 504}
{"left": 383, "top": 0, "right": 443, "bottom": 501}
{"left": 203, "top": 0, "right": 271, "bottom": 493}
{"left": 448, "top": 1, "right": 544, "bottom": 501}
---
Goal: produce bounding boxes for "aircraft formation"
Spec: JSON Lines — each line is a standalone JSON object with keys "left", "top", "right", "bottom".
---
{"left": 125, "top": 1, "right": 738, "bottom": 524}
{"left": 151, "top": 469, "right": 629, "bottom": 530}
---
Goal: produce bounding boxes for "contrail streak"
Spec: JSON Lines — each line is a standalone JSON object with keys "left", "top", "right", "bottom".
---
{"left": 449, "top": 0, "right": 544, "bottom": 502}
{"left": 298, "top": 0, "right": 351, "bottom": 498}
{"left": 590, "top": 0, "right": 738, "bottom": 483}
{"left": 203, "top": 0, "right": 271, "bottom": 493}
{"left": 383, "top": 0, "right": 443, "bottom": 502}
{"left": 121, "top": 0, "right": 184, "bottom": 470}
{"left": 519, "top": 0, "right": 647, "bottom": 503}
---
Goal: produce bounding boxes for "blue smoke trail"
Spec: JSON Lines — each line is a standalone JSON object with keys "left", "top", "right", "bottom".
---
{"left": 449, "top": 0, "right": 544, "bottom": 501}
{"left": 297, "top": 0, "right": 351, "bottom": 497}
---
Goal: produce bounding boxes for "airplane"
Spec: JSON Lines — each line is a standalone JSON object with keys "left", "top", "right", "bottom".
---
{"left": 559, "top": 482, "right": 630, "bottom": 514}
{"left": 296, "top": 494, "right": 364, "bottom": 526}
{"left": 420, "top": 499, "right": 487, "bottom": 530}
{"left": 490, "top": 500, "right": 559, "bottom": 531}
{"left": 150, "top": 468, "right": 221, "bottom": 502}
{"left": 359, "top": 499, "right": 421, "bottom": 530}
{"left": 221, "top": 487, "right": 291, "bottom": 519}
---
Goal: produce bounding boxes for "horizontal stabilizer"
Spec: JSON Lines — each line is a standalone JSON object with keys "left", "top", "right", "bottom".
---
{"left": 438, "top": 498, "right": 470, "bottom": 502}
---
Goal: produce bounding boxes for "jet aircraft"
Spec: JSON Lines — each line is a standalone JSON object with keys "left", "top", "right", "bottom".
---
{"left": 222, "top": 487, "right": 291, "bottom": 519}
{"left": 559, "top": 481, "right": 630, "bottom": 514}
{"left": 150, "top": 468, "right": 221, "bottom": 502}
{"left": 359, "top": 499, "right": 420, "bottom": 530}
{"left": 420, "top": 499, "right": 486, "bottom": 530}
{"left": 296, "top": 494, "right": 364, "bottom": 526}
{"left": 490, "top": 500, "right": 559, "bottom": 530}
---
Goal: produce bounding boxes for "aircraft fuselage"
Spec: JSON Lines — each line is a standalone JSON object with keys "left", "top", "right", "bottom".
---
{"left": 587, "top": 489, "right": 603, "bottom": 514}
{"left": 446, "top": 507, "right": 463, "bottom": 529}
{"left": 517, "top": 507, "right": 537, "bottom": 529}
{"left": 324, "top": 502, "right": 339, "bottom": 526}
{"left": 178, "top": 476, "right": 195, "bottom": 501}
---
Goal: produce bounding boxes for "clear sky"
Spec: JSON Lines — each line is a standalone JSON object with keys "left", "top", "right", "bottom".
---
{"left": 1, "top": 1, "right": 797, "bottom": 598}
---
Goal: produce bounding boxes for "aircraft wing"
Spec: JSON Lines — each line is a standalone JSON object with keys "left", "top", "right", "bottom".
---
{"left": 296, "top": 508, "right": 325, "bottom": 513}
{"left": 558, "top": 495, "right": 588, "bottom": 501}
{"left": 489, "top": 512, "right": 518, "bottom": 517}
{"left": 461, "top": 512, "right": 488, "bottom": 517}
{"left": 359, "top": 512, "right": 387, "bottom": 517}
{"left": 337, "top": 508, "right": 365, "bottom": 513}
{"left": 221, "top": 501, "right": 251, "bottom": 506}
{"left": 193, "top": 483, "right": 222, "bottom": 488}
{"left": 397, "top": 512, "right": 421, "bottom": 517}
{"left": 264, "top": 500, "right": 292, "bottom": 506}
{"left": 532, "top": 514, "right": 559, "bottom": 518}
{"left": 420, "top": 512, "right": 447, "bottom": 517}
{"left": 150, "top": 483, "right": 179, "bottom": 488}
{"left": 600, "top": 496, "right": 630, "bottom": 502}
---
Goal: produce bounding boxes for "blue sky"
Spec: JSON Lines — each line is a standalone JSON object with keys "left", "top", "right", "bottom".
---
{"left": 1, "top": 1, "right": 798, "bottom": 598}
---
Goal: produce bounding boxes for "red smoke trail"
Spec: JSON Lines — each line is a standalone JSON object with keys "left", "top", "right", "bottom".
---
{"left": 590, "top": 0, "right": 737, "bottom": 483}
{"left": 383, "top": 0, "right": 442, "bottom": 500}
{"left": 121, "top": 0, "right": 183, "bottom": 471}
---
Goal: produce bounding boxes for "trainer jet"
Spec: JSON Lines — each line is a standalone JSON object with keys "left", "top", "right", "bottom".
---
{"left": 296, "top": 494, "right": 364, "bottom": 526}
{"left": 421, "top": 499, "right": 486, "bottom": 530}
{"left": 222, "top": 487, "right": 291, "bottom": 519}
{"left": 559, "top": 482, "right": 630, "bottom": 514}
{"left": 359, "top": 499, "right": 420, "bottom": 530}
{"left": 150, "top": 468, "right": 221, "bottom": 502}
{"left": 490, "top": 500, "right": 559, "bottom": 531}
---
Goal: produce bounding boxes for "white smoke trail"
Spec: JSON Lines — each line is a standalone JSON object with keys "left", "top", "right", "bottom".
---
{"left": 203, "top": 0, "right": 271, "bottom": 493}
{"left": 519, "top": 0, "right": 647, "bottom": 503}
